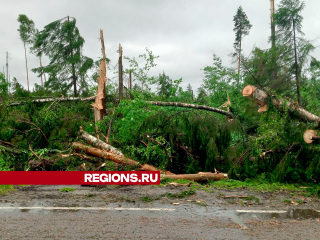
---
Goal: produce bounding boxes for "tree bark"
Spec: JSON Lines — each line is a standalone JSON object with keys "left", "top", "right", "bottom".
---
{"left": 119, "top": 44, "right": 123, "bottom": 101}
{"left": 270, "top": 0, "right": 276, "bottom": 48}
{"left": 129, "top": 71, "right": 132, "bottom": 91}
{"left": 72, "top": 142, "right": 174, "bottom": 174}
{"left": 242, "top": 85, "right": 319, "bottom": 122}
{"left": 161, "top": 172, "right": 228, "bottom": 182}
{"left": 148, "top": 101, "right": 233, "bottom": 118}
{"left": 39, "top": 55, "right": 43, "bottom": 87}
{"left": 91, "top": 29, "right": 107, "bottom": 122}
{"left": 292, "top": 18, "right": 301, "bottom": 105}
{"left": 79, "top": 127, "right": 122, "bottom": 156}
{"left": 7, "top": 96, "right": 96, "bottom": 106}
{"left": 67, "top": 16, "right": 77, "bottom": 97}
{"left": 238, "top": 38, "right": 241, "bottom": 83}
{"left": 24, "top": 43, "right": 30, "bottom": 92}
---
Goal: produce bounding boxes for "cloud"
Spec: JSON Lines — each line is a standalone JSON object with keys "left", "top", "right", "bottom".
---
{"left": 1, "top": 0, "right": 319, "bottom": 92}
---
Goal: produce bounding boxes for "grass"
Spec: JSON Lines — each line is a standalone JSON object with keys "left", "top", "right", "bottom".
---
{"left": 160, "top": 178, "right": 320, "bottom": 197}
{"left": 60, "top": 187, "right": 74, "bottom": 192}
{"left": 0, "top": 185, "right": 15, "bottom": 195}
{"left": 139, "top": 196, "right": 153, "bottom": 202}
{"left": 166, "top": 189, "right": 196, "bottom": 199}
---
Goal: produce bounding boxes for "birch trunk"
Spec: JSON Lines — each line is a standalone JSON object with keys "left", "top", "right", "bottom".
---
{"left": 72, "top": 142, "right": 174, "bottom": 174}
{"left": 79, "top": 127, "right": 122, "bottom": 156}
{"left": 7, "top": 96, "right": 96, "bottom": 107}
{"left": 148, "top": 101, "right": 233, "bottom": 118}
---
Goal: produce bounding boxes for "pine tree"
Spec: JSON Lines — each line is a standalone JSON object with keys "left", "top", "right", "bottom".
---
{"left": 233, "top": 6, "right": 252, "bottom": 83}
{"left": 17, "top": 14, "right": 35, "bottom": 92}
{"left": 33, "top": 16, "right": 93, "bottom": 96}
{"left": 274, "top": 0, "right": 306, "bottom": 105}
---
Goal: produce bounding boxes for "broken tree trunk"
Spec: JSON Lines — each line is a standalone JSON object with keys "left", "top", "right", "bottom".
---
{"left": 161, "top": 172, "right": 228, "bottom": 182}
{"left": 7, "top": 96, "right": 96, "bottom": 107}
{"left": 72, "top": 142, "right": 174, "bottom": 174}
{"left": 119, "top": 44, "right": 123, "bottom": 101}
{"left": 91, "top": 29, "right": 107, "bottom": 122}
{"left": 79, "top": 127, "right": 123, "bottom": 156}
{"left": 147, "top": 101, "right": 233, "bottom": 118}
{"left": 242, "top": 85, "right": 319, "bottom": 123}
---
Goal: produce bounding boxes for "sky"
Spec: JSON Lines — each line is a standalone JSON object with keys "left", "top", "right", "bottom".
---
{"left": 1, "top": 0, "right": 320, "bottom": 92}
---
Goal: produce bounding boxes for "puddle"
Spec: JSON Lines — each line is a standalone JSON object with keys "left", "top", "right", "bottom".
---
{"left": 238, "top": 209, "right": 320, "bottom": 220}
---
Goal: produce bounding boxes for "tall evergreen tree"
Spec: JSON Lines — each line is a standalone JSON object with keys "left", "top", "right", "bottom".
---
{"left": 33, "top": 16, "right": 93, "bottom": 96}
{"left": 17, "top": 14, "right": 35, "bottom": 92}
{"left": 233, "top": 6, "right": 252, "bottom": 83}
{"left": 274, "top": 0, "right": 305, "bottom": 105}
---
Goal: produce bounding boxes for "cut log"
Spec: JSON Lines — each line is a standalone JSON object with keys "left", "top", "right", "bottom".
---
{"left": 79, "top": 127, "right": 123, "bottom": 156}
{"left": 147, "top": 101, "right": 233, "bottom": 118}
{"left": 160, "top": 172, "right": 228, "bottom": 182}
{"left": 72, "top": 142, "right": 174, "bottom": 174}
{"left": 7, "top": 96, "right": 96, "bottom": 107}
{"left": 242, "top": 85, "right": 320, "bottom": 123}
{"left": 303, "top": 129, "right": 320, "bottom": 144}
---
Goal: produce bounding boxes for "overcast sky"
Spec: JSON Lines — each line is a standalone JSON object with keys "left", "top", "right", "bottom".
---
{"left": 1, "top": 0, "right": 320, "bottom": 92}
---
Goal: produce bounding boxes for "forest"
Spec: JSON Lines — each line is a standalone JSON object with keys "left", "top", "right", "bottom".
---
{"left": 1, "top": 0, "right": 320, "bottom": 184}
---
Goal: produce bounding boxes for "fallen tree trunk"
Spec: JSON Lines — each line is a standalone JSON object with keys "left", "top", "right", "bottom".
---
{"left": 79, "top": 127, "right": 123, "bottom": 156}
{"left": 72, "top": 142, "right": 174, "bottom": 174}
{"left": 7, "top": 96, "right": 96, "bottom": 107}
{"left": 242, "top": 85, "right": 319, "bottom": 123}
{"left": 147, "top": 101, "right": 233, "bottom": 118}
{"left": 161, "top": 172, "right": 228, "bottom": 182}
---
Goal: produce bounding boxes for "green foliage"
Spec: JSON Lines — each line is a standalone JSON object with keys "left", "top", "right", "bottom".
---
{"left": 17, "top": 14, "right": 35, "bottom": 44}
{"left": 0, "top": 73, "right": 9, "bottom": 98}
{"left": 60, "top": 187, "right": 74, "bottom": 192}
{"left": 124, "top": 48, "right": 159, "bottom": 91}
{"left": 233, "top": 6, "right": 252, "bottom": 50}
{"left": 32, "top": 16, "right": 93, "bottom": 96}
{"left": 166, "top": 189, "right": 196, "bottom": 199}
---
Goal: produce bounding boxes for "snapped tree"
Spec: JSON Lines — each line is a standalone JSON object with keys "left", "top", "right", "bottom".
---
{"left": 33, "top": 16, "right": 93, "bottom": 97}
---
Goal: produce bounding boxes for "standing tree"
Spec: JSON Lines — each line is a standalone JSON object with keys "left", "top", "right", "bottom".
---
{"left": 33, "top": 16, "right": 93, "bottom": 96}
{"left": 17, "top": 15, "right": 35, "bottom": 92}
{"left": 233, "top": 6, "right": 252, "bottom": 83}
{"left": 274, "top": 0, "right": 305, "bottom": 105}
{"left": 124, "top": 48, "right": 159, "bottom": 92}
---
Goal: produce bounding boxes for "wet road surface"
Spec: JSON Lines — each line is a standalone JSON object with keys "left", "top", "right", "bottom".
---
{"left": 0, "top": 185, "right": 319, "bottom": 239}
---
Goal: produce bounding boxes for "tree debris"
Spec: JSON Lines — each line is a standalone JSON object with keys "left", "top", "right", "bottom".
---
{"left": 72, "top": 142, "right": 174, "bottom": 174}
{"left": 242, "top": 85, "right": 319, "bottom": 122}
{"left": 147, "top": 101, "right": 233, "bottom": 118}
{"left": 79, "top": 127, "right": 123, "bottom": 156}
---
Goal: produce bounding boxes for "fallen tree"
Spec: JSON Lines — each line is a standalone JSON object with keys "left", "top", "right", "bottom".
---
{"left": 72, "top": 142, "right": 174, "bottom": 174}
{"left": 242, "top": 85, "right": 319, "bottom": 123}
{"left": 147, "top": 101, "right": 233, "bottom": 118}
{"left": 79, "top": 127, "right": 123, "bottom": 156}
{"left": 7, "top": 96, "right": 96, "bottom": 107}
{"left": 160, "top": 172, "right": 228, "bottom": 182}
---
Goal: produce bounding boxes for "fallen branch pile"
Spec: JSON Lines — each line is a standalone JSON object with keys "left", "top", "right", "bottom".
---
{"left": 73, "top": 128, "right": 228, "bottom": 181}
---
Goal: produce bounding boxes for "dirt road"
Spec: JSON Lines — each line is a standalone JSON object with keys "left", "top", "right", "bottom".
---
{"left": 0, "top": 185, "right": 319, "bottom": 239}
